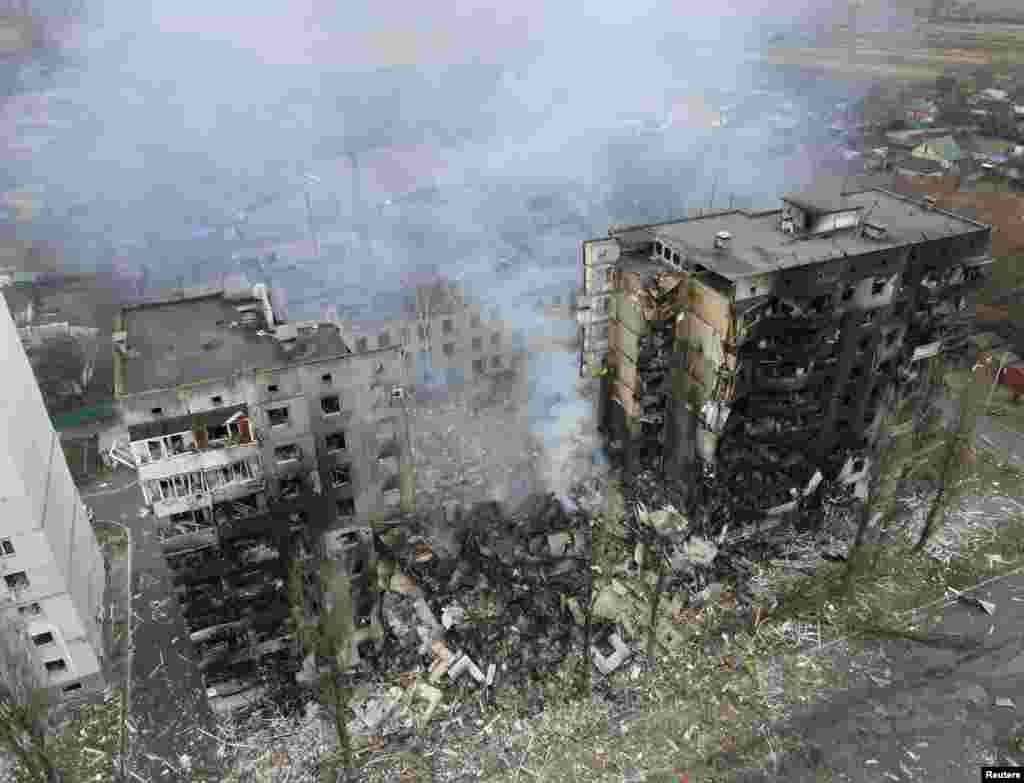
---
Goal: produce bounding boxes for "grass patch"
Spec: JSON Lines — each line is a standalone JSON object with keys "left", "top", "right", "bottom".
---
{"left": 112, "top": 621, "right": 129, "bottom": 644}
{"left": 49, "top": 688, "right": 124, "bottom": 783}
{"left": 947, "top": 368, "right": 1024, "bottom": 437}
{"left": 92, "top": 525, "right": 129, "bottom": 559}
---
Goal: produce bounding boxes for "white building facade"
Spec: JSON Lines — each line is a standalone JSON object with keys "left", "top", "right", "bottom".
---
{"left": 0, "top": 295, "right": 106, "bottom": 699}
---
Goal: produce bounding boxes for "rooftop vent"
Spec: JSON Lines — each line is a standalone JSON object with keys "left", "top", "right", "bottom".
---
{"left": 714, "top": 230, "right": 733, "bottom": 250}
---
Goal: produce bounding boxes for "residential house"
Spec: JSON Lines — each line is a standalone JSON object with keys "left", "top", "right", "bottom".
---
{"left": 911, "top": 134, "right": 963, "bottom": 171}
{"left": 0, "top": 295, "right": 106, "bottom": 702}
{"left": 894, "top": 157, "right": 948, "bottom": 178}
{"left": 578, "top": 185, "right": 992, "bottom": 518}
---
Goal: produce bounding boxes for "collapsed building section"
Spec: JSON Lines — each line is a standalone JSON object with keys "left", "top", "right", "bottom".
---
{"left": 579, "top": 186, "right": 993, "bottom": 516}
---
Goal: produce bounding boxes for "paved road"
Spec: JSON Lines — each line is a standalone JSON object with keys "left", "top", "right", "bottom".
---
{"left": 80, "top": 469, "right": 223, "bottom": 781}
{"left": 760, "top": 572, "right": 1024, "bottom": 783}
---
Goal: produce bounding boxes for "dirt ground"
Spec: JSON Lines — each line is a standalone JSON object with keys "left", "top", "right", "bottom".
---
{"left": 743, "top": 572, "right": 1024, "bottom": 783}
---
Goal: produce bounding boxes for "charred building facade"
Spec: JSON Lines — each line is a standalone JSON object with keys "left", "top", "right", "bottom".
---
{"left": 112, "top": 283, "right": 405, "bottom": 713}
{"left": 578, "top": 187, "right": 993, "bottom": 516}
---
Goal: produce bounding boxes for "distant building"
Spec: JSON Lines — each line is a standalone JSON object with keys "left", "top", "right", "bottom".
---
{"left": 578, "top": 185, "right": 993, "bottom": 516}
{"left": 0, "top": 295, "right": 106, "bottom": 702}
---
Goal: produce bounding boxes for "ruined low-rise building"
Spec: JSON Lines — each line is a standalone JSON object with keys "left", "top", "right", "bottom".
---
{"left": 579, "top": 186, "right": 993, "bottom": 515}
{"left": 113, "top": 282, "right": 409, "bottom": 712}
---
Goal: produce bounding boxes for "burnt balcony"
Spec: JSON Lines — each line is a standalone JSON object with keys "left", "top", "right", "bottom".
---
{"left": 753, "top": 361, "right": 823, "bottom": 392}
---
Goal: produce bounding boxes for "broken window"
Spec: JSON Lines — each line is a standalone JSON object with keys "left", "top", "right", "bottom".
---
{"left": 274, "top": 444, "right": 300, "bottom": 463}
{"left": 443, "top": 319, "right": 454, "bottom": 335}
{"left": 842, "top": 285, "right": 855, "bottom": 302}
{"left": 158, "top": 478, "right": 173, "bottom": 498}
{"left": 871, "top": 277, "right": 887, "bottom": 296}
{"left": 321, "top": 372, "right": 332, "bottom": 384}
{"left": 32, "top": 631, "right": 54, "bottom": 646}
{"left": 472, "top": 358, "right": 484, "bottom": 374}
{"left": 331, "top": 464, "right": 351, "bottom": 487}
{"left": 472, "top": 336, "right": 483, "bottom": 351}
{"left": 148, "top": 441, "right": 163, "bottom": 461}
{"left": 4, "top": 572, "right": 29, "bottom": 592}
{"left": 44, "top": 659, "right": 66, "bottom": 674}
{"left": 321, "top": 395, "right": 341, "bottom": 415}
{"left": 211, "top": 395, "right": 223, "bottom": 406}
{"left": 151, "top": 407, "right": 163, "bottom": 416}
{"left": 326, "top": 431, "right": 346, "bottom": 452}
{"left": 1, "top": 539, "right": 13, "bottom": 556}
{"left": 443, "top": 342, "right": 455, "bottom": 357}
{"left": 336, "top": 498, "right": 355, "bottom": 519}
{"left": 168, "top": 434, "right": 185, "bottom": 454}
{"left": 267, "top": 406, "right": 290, "bottom": 427}
{"left": 280, "top": 477, "right": 302, "bottom": 499}
{"left": 379, "top": 332, "right": 390, "bottom": 348}
{"left": 268, "top": 384, "right": 279, "bottom": 393}
{"left": 207, "top": 423, "right": 229, "bottom": 441}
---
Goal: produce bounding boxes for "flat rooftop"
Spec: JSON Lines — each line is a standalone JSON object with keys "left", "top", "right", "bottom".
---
{"left": 609, "top": 188, "right": 989, "bottom": 281}
{"left": 120, "top": 290, "right": 353, "bottom": 395}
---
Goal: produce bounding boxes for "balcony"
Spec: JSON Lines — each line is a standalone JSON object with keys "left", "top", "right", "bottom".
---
{"left": 138, "top": 440, "right": 261, "bottom": 483}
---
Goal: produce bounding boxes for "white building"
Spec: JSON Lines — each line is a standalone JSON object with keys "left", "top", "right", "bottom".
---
{"left": 0, "top": 295, "right": 106, "bottom": 699}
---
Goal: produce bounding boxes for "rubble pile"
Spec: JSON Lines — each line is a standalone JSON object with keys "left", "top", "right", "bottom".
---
{"left": 375, "top": 492, "right": 591, "bottom": 690}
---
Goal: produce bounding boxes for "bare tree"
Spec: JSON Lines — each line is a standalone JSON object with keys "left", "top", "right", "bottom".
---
{"left": 913, "top": 361, "right": 985, "bottom": 552}
{"left": 0, "top": 612, "right": 64, "bottom": 783}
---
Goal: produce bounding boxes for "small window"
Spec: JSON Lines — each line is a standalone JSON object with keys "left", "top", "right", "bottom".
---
{"left": 32, "top": 631, "right": 54, "bottom": 646}
{"left": 443, "top": 342, "right": 455, "bottom": 357}
{"left": 490, "top": 332, "right": 501, "bottom": 347}
{"left": 267, "top": 406, "right": 290, "bottom": 427}
{"left": 472, "top": 336, "right": 483, "bottom": 351}
{"left": 321, "top": 395, "right": 341, "bottom": 415}
{"left": 268, "top": 384, "right": 279, "bottom": 393}
{"left": 44, "top": 659, "right": 67, "bottom": 674}
{"left": 321, "top": 373, "right": 332, "bottom": 384}
{"left": 331, "top": 465, "right": 351, "bottom": 487}
{"left": 326, "top": 432, "right": 347, "bottom": 452}
{"left": 443, "top": 319, "right": 454, "bottom": 335}
{"left": 62, "top": 683, "right": 82, "bottom": 694}
{"left": 336, "top": 498, "right": 355, "bottom": 518}
{"left": 4, "top": 572, "right": 29, "bottom": 591}
{"left": 842, "top": 285, "right": 855, "bottom": 302}
{"left": 151, "top": 407, "right": 163, "bottom": 416}
{"left": 1, "top": 538, "right": 13, "bottom": 556}
{"left": 472, "top": 358, "right": 484, "bottom": 374}
{"left": 853, "top": 458, "right": 866, "bottom": 473}
{"left": 471, "top": 314, "right": 481, "bottom": 328}
{"left": 18, "top": 603, "right": 42, "bottom": 617}
{"left": 379, "top": 332, "right": 390, "bottom": 348}
{"left": 211, "top": 396, "right": 223, "bottom": 406}
{"left": 356, "top": 337, "right": 368, "bottom": 352}
{"left": 871, "top": 277, "right": 887, "bottom": 296}
{"left": 491, "top": 355, "right": 503, "bottom": 369}
{"left": 279, "top": 477, "right": 302, "bottom": 499}
{"left": 750, "top": 286, "right": 758, "bottom": 296}
{"left": 274, "top": 444, "right": 300, "bottom": 463}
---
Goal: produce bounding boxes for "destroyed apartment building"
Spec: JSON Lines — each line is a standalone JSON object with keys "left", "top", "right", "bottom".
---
{"left": 111, "top": 282, "right": 410, "bottom": 714}
{"left": 578, "top": 186, "right": 993, "bottom": 516}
